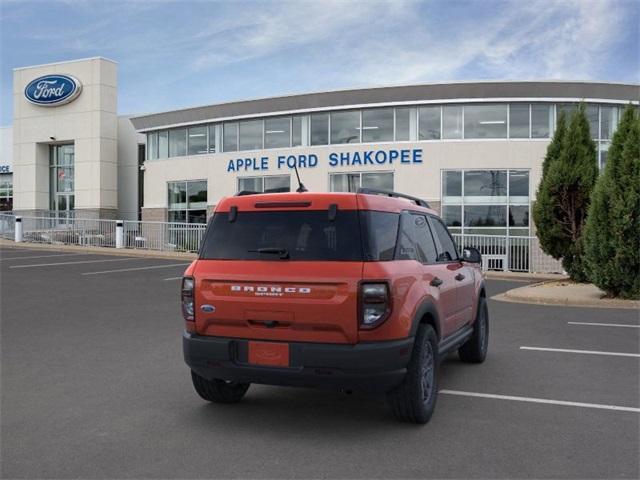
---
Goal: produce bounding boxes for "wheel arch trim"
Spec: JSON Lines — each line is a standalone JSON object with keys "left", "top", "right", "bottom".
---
{"left": 409, "top": 300, "right": 441, "bottom": 340}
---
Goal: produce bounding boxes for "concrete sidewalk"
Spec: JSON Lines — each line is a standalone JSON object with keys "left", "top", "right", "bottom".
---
{"left": 493, "top": 279, "right": 640, "bottom": 310}
{"left": 484, "top": 271, "right": 567, "bottom": 282}
{"left": 0, "top": 238, "right": 197, "bottom": 261}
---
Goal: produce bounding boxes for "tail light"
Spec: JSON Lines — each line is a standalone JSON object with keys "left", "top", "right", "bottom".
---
{"left": 182, "top": 276, "right": 195, "bottom": 321}
{"left": 359, "top": 282, "right": 391, "bottom": 329}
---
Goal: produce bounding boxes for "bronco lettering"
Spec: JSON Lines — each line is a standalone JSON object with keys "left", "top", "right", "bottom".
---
{"left": 230, "top": 285, "right": 311, "bottom": 294}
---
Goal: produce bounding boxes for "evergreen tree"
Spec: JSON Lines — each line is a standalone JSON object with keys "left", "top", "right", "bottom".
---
{"left": 533, "top": 104, "right": 598, "bottom": 281}
{"left": 584, "top": 106, "right": 640, "bottom": 298}
{"left": 542, "top": 111, "right": 567, "bottom": 177}
{"left": 532, "top": 112, "right": 567, "bottom": 261}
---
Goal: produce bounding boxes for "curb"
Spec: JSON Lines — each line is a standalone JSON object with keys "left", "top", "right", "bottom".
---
{"left": 492, "top": 282, "right": 640, "bottom": 310}
{"left": 0, "top": 239, "right": 197, "bottom": 261}
{"left": 484, "top": 272, "right": 568, "bottom": 282}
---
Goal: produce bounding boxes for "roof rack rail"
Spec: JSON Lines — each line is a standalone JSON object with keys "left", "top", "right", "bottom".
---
{"left": 235, "top": 190, "right": 262, "bottom": 196}
{"left": 356, "top": 188, "right": 430, "bottom": 208}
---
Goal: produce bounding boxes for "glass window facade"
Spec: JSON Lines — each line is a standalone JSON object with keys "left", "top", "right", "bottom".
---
{"left": 330, "top": 172, "right": 360, "bottom": 192}
{"left": 169, "top": 128, "right": 187, "bottom": 157}
{"left": 362, "top": 108, "right": 393, "bottom": 143}
{"left": 329, "top": 171, "right": 393, "bottom": 192}
{"left": 442, "top": 105, "right": 463, "bottom": 139}
{"left": 464, "top": 104, "right": 507, "bottom": 139}
{"left": 238, "top": 175, "right": 290, "bottom": 193}
{"left": 187, "top": 126, "right": 207, "bottom": 156}
{"left": 49, "top": 144, "right": 75, "bottom": 219}
{"left": 395, "top": 107, "right": 411, "bottom": 141}
{"left": 330, "top": 110, "right": 360, "bottom": 144}
{"left": 441, "top": 169, "right": 529, "bottom": 236}
{"left": 419, "top": 106, "right": 441, "bottom": 140}
{"left": 265, "top": 117, "right": 291, "bottom": 149}
{"left": 600, "top": 106, "right": 619, "bottom": 140}
{"left": 158, "top": 131, "right": 168, "bottom": 159}
{"left": 509, "top": 104, "right": 529, "bottom": 138}
{"left": 442, "top": 170, "right": 462, "bottom": 201}
{"left": 0, "top": 173, "right": 13, "bottom": 211}
{"left": 208, "top": 124, "right": 216, "bottom": 153}
{"left": 463, "top": 170, "right": 508, "bottom": 203}
{"left": 530, "top": 104, "right": 552, "bottom": 138}
{"left": 292, "top": 116, "right": 303, "bottom": 147}
{"left": 147, "top": 132, "right": 158, "bottom": 160}
{"left": 310, "top": 113, "right": 329, "bottom": 145}
{"left": 223, "top": 122, "right": 238, "bottom": 152}
{"left": 239, "top": 120, "right": 263, "bottom": 151}
{"left": 168, "top": 180, "right": 207, "bottom": 223}
{"left": 142, "top": 102, "right": 625, "bottom": 160}
{"left": 586, "top": 104, "right": 599, "bottom": 139}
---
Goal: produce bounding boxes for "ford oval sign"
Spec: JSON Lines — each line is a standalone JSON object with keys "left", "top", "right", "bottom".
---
{"left": 24, "top": 74, "right": 82, "bottom": 106}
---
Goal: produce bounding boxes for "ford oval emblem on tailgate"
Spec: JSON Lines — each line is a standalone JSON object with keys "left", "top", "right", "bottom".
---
{"left": 201, "top": 304, "right": 215, "bottom": 313}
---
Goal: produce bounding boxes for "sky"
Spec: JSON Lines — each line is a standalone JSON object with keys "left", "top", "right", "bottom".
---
{"left": 1, "top": 0, "right": 638, "bottom": 126}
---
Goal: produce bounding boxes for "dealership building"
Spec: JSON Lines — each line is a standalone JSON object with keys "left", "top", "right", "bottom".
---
{"left": 5, "top": 57, "right": 638, "bottom": 241}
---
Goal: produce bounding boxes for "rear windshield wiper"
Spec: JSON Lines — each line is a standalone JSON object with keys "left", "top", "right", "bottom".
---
{"left": 248, "top": 247, "right": 290, "bottom": 259}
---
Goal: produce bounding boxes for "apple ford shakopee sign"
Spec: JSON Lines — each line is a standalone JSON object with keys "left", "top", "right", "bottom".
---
{"left": 24, "top": 74, "right": 82, "bottom": 106}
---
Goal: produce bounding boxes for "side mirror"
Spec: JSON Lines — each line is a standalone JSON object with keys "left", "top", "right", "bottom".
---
{"left": 462, "top": 247, "right": 482, "bottom": 264}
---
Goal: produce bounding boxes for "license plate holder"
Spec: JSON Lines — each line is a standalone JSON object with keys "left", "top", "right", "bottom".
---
{"left": 248, "top": 341, "right": 290, "bottom": 367}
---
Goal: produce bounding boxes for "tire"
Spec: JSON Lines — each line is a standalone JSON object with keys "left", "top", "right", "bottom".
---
{"left": 190, "top": 371, "right": 250, "bottom": 403}
{"left": 458, "top": 296, "right": 489, "bottom": 363}
{"left": 386, "top": 324, "right": 439, "bottom": 424}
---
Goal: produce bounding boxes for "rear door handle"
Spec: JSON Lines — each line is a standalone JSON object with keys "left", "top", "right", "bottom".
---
{"left": 430, "top": 277, "right": 443, "bottom": 287}
{"left": 455, "top": 273, "right": 465, "bottom": 281}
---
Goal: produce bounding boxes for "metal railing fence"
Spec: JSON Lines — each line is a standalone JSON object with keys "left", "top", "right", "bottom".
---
{"left": 3, "top": 214, "right": 565, "bottom": 272}
{"left": 452, "top": 233, "right": 564, "bottom": 274}
{"left": 122, "top": 220, "right": 207, "bottom": 252}
{"left": 0, "top": 213, "right": 15, "bottom": 240}
{"left": 20, "top": 216, "right": 118, "bottom": 248}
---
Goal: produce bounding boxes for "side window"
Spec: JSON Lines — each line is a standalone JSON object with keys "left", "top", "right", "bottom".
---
{"left": 395, "top": 212, "right": 438, "bottom": 263}
{"left": 429, "top": 216, "right": 459, "bottom": 262}
{"left": 396, "top": 212, "right": 419, "bottom": 261}
{"left": 413, "top": 215, "right": 438, "bottom": 263}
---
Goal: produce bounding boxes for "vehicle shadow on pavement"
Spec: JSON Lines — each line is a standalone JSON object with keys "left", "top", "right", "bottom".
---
{"left": 181, "top": 386, "right": 421, "bottom": 433}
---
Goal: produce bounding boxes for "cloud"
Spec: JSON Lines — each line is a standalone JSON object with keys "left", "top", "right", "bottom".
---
{"left": 176, "top": 0, "right": 635, "bottom": 86}
{"left": 1, "top": 0, "right": 636, "bottom": 124}
{"left": 339, "top": 0, "right": 632, "bottom": 85}
{"left": 188, "top": 0, "right": 412, "bottom": 71}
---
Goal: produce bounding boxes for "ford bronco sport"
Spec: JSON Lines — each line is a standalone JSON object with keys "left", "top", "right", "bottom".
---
{"left": 182, "top": 188, "right": 488, "bottom": 423}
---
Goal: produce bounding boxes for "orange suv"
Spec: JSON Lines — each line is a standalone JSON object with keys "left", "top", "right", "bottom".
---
{"left": 182, "top": 188, "right": 488, "bottom": 423}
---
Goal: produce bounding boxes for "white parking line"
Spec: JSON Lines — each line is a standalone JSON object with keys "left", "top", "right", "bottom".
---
{"left": 163, "top": 277, "right": 183, "bottom": 281}
{"left": 568, "top": 321, "right": 640, "bottom": 329}
{"left": 10, "top": 258, "right": 135, "bottom": 269}
{"left": 1, "top": 253, "right": 87, "bottom": 261}
{"left": 520, "top": 346, "right": 640, "bottom": 358}
{"left": 439, "top": 390, "right": 640, "bottom": 413}
{"left": 83, "top": 263, "right": 190, "bottom": 276}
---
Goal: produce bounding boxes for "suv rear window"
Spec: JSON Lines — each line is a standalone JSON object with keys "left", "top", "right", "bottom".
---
{"left": 200, "top": 211, "right": 363, "bottom": 261}
{"left": 360, "top": 211, "right": 400, "bottom": 261}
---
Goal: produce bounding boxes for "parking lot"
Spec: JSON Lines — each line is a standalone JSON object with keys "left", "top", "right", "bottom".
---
{"left": 1, "top": 244, "right": 638, "bottom": 479}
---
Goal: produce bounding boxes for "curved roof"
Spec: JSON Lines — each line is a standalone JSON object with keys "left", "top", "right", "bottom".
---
{"left": 131, "top": 81, "right": 639, "bottom": 131}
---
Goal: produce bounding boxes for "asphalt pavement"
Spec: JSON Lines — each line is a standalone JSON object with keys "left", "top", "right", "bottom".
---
{"left": 1, "top": 245, "right": 638, "bottom": 479}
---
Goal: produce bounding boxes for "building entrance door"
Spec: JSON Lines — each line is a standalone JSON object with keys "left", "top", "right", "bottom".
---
{"left": 49, "top": 144, "right": 75, "bottom": 222}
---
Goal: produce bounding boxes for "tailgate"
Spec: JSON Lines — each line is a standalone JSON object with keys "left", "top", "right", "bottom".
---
{"left": 194, "top": 260, "right": 362, "bottom": 344}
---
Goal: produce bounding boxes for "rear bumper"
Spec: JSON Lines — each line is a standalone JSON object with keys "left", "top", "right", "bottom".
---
{"left": 183, "top": 332, "right": 414, "bottom": 393}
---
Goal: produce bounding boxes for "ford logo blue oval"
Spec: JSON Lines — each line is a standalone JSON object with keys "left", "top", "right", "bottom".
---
{"left": 24, "top": 74, "right": 82, "bottom": 106}
{"left": 201, "top": 305, "right": 215, "bottom": 313}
